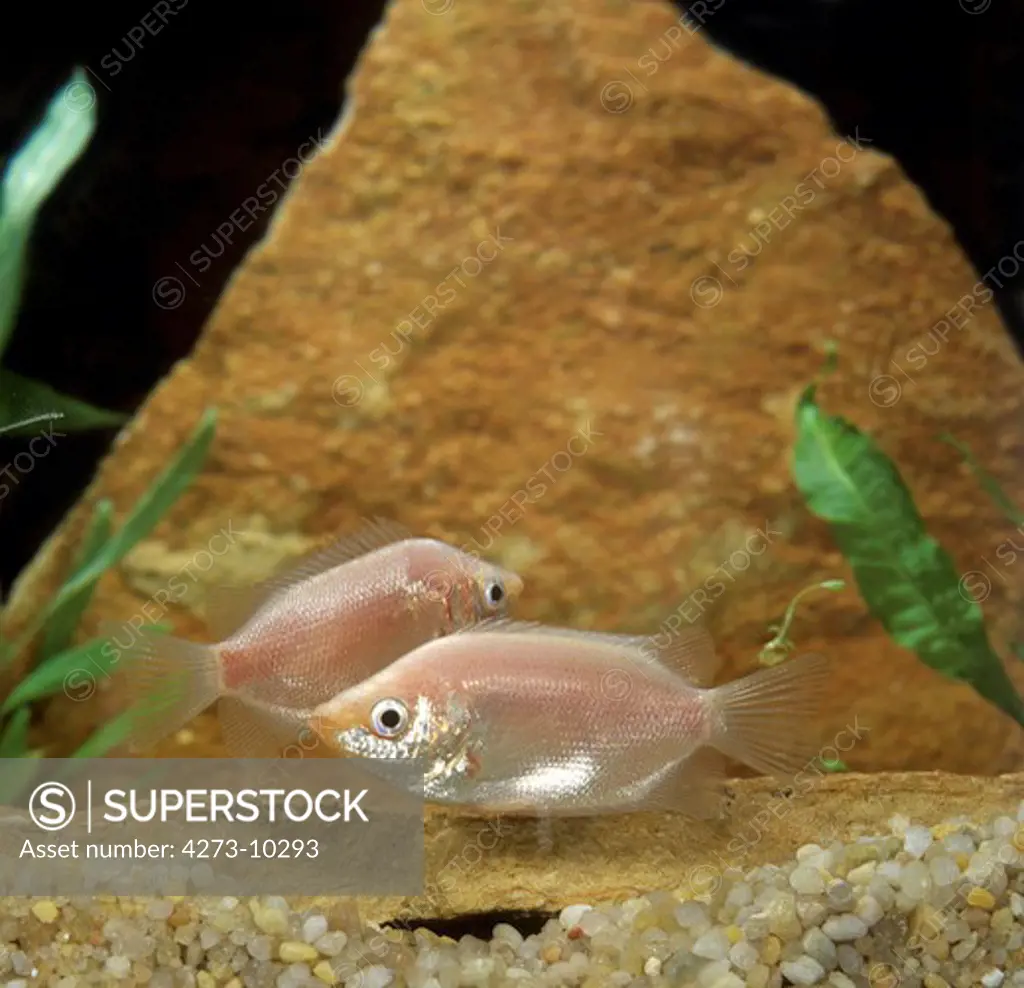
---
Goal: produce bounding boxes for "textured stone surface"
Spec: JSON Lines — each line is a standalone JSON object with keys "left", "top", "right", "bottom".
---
{"left": 5, "top": 0, "right": 1024, "bottom": 770}
{"left": 0, "top": 773, "right": 1017, "bottom": 942}
{"left": 333, "top": 771, "right": 1024, "bottom": 923}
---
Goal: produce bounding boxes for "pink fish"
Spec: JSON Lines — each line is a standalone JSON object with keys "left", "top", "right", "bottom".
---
{"left": 311, "top": 620, "right": 830, "bottom": 817}
{"left": 112, "top": 520, "right": 524, "bottom": 755}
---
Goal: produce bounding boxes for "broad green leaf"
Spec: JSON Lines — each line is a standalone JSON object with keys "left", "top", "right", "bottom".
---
{"left": 38, "top": 499, "right": 114, "bottom": 662}
{"left": 944, "top": 436, "right": 1024, "bottom": 666}
{"left": 6, "top": 408, "right": 217, "bottom": 664}
{"left": 1, "top": 636, "right": 112, "bottom": 714}
{"left": 0, "top": 707, "right": 31, "bottom": 757}
{"left": 0, "top": 369, "right": 125, "bottom": 434}
{"left": 0, "top": 67, "right": 96, "bottom": 360}
{"left": 943, "top": 434, "right": 1024, "bottom": 527}
{"left": 792, "top": 381, "right": 1024, "bottom": 727}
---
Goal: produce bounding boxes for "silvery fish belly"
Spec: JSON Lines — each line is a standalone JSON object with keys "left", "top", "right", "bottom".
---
{"left": 420, "top": 659, "right": 710, "bottom": 816}
{"left": 312, "top": 620, "right": 830, "bottom": 818}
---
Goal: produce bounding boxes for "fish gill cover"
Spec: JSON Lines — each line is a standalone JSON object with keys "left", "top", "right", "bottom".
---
{"left": 791, "top": 349, "right": 1024, "bottom": 728}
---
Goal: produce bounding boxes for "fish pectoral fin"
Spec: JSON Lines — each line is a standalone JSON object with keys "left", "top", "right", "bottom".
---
{"left": 641, "top": 747, "right": 730, "bottom": 820}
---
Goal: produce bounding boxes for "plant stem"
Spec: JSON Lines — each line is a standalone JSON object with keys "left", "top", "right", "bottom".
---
{"left": 759, "top": 578, "right": 846, "bottom": 665}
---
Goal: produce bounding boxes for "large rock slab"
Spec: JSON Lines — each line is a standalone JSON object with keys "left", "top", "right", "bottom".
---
{"left": 5, "top": 0, "right": 1024, "bottom": 771}
{"left": 331, "top": 771, "right": 1024, "bottom": 923}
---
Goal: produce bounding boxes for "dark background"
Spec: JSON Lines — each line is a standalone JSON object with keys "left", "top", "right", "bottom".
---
{"left": 1, "top": 0, "right": 1021, "bottom": 592}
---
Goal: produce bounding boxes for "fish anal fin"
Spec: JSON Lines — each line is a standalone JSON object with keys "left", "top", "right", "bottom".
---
{"left": 217, "top": 695, "right": 313, "bottom": 758}
{"left": 644, "top": 622, "right": 719, "bottom": 686}
{"left": 643, "top": 747, "right": 730, "bottom": 820}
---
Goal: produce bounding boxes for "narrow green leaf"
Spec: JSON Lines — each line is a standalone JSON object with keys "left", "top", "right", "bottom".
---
{"left": 71, "top": 708, "right": 137, "bottom": 758}
{"left": 942, "top": 434, "right": 1024, "bottom": 528}
{"left": 38, "top": 499, "right": 115, "bottom": 662}
{"left": 0, "top": 751, "right": 44, "bottom": 805}
{"left": 0, "top": 707, "right": 31, "bottom": 757}
{"left": 0, "top": 412, "right": 65, "bottom": 436}
{"left": 0, "top": 369, "right": 125, "bottom": 434}
{"left": 1, "top": 636, "right": 113, "bottom": 714}
{"left": 821, "top": 758, "right": 848, "bottom": 772}
{"left": 0, "top": 67, "right": 96, "bottom": 360}
{"left": 792, "top": 381, "right": 1024, "bottom": 727}
{"left": 71, "top": 647, "right": 177, "bottom": 759}
{"left": 6, "top": 408, "right": 217, "bottom": 665}
{"left": 0, "top": 218, "right": 30, "bottom": 362}
{"left": 59, "top": 408, "right": 217, "bottom": 602}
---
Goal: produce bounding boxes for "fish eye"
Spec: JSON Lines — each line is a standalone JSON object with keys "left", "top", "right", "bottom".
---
{"left": 370, "top": 698, "right": 408, "bottom": 738}
{"left": 483, "top": 579, "right": 505, "bottom": 610}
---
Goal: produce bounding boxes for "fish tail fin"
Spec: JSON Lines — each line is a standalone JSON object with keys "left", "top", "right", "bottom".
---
{"left": 106, "top": 625, "right": 223, "bottom": 753}
{"left": 706, "top": 652, "right": 831, "bottom": 780}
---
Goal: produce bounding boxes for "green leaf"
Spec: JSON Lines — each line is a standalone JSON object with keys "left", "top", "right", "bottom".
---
{"left": 70, "top": 640, "right": 174, "bottom": 758}
{"left": 71, "top": 708, "right": 137, "bottom": 758}
{"left": 821, "top": 758, "right": 847, "bottom": 772}
{"left": 1, "top": 636, "right": 112, "bottom": 715}
{"left": 792, "top": 380, "right": 1024, "bottom": 727}
{"left": 0, "top": 707, "right": 31, "bottom": 757}
{"left": 0, "top": 412, "right": 65, "bottom": 437}
{"left": 0, "top": 369, "right": 125, "bottom": 434}
{"left": 60, "top": 407, "right": 217, "bottom": 601}
{"left": 1013, "top": 642, "right": 1024, "bottom": 663}
{"left": 0, "top": 67, "right": 96, "bottom": 361}
{"left": 942, "top": 434, "right": 1024, "bottom": 527}
{"left": 38, "top": 499, "right": 114, "bottom": 662}
{"left": 5, "top": 408, "right": 217, "bottom": 665}
{"left": 0, "top": 751, "right": 44, "bottom": 805}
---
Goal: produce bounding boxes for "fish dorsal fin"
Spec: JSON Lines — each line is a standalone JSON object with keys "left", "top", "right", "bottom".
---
{"left": 205, "top": 585, "right": 271, "bottom": 641}
{"left": 451, "top": 616, "right": 649, "bottom": 648}
{"left": 448, "top": 618, "right": 718, "bottom": 684}
{"left": 205, "top": 517, "right": 414, "bottom": 640}
{"left": 265, "top": 517, "right": 415, "bottom": 586}
{"left": 643, "top": 623, "right": 720, "bottom": 687}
